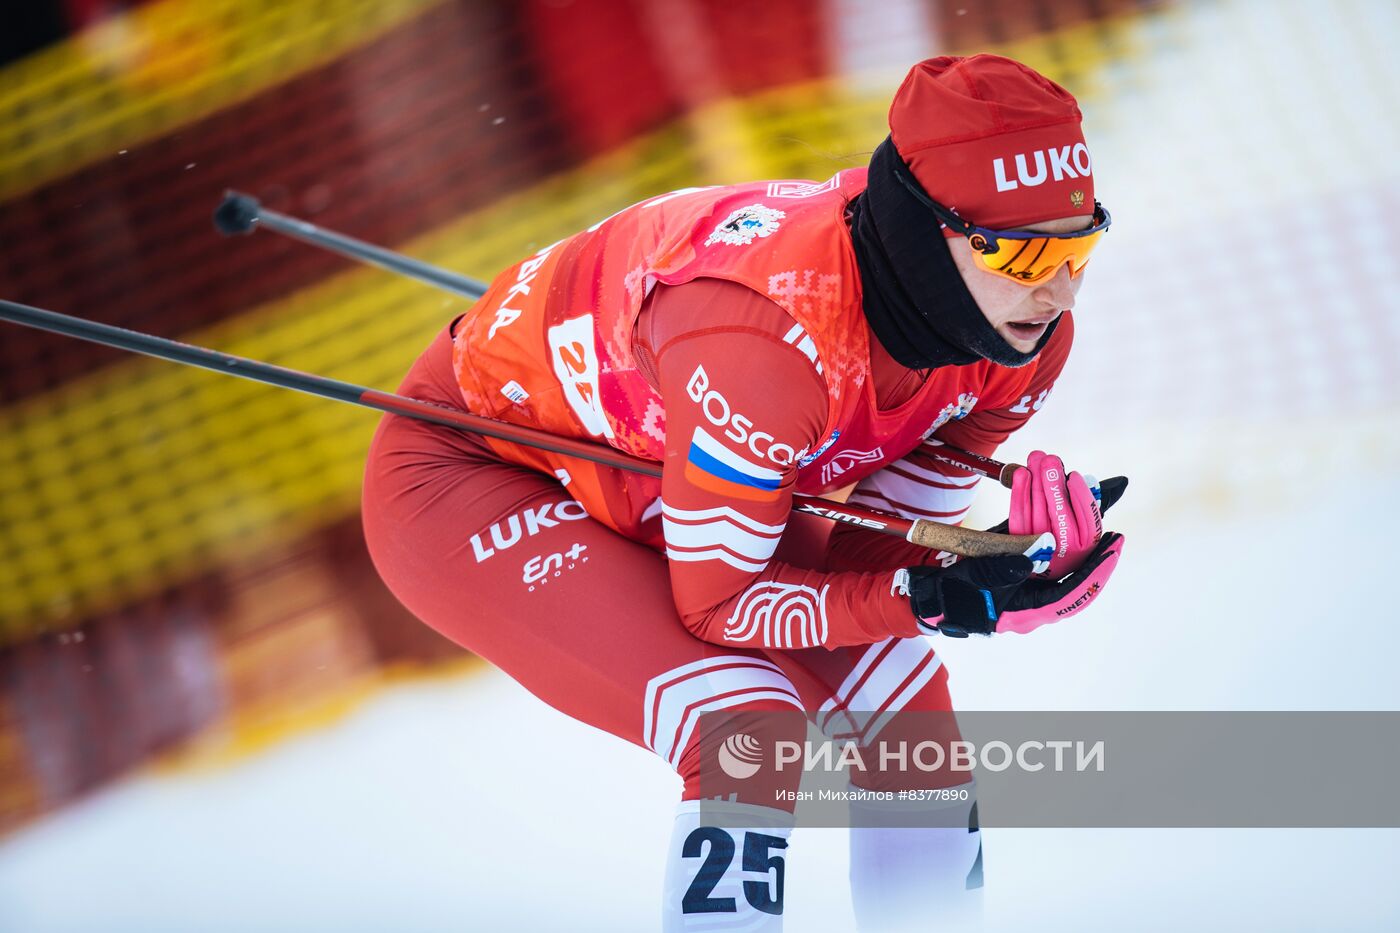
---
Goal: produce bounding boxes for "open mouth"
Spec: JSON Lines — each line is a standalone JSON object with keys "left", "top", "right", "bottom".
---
{"left": 1007, "top": 319, "right": 1051, "bottom": 339}
{"left": 1006, "top": 311, "right": 1061, "bottom": 341}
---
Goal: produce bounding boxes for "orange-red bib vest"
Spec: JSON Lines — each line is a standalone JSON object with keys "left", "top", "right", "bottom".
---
{"left": 451, "top": 169, "right": 1042, "bottom": 534}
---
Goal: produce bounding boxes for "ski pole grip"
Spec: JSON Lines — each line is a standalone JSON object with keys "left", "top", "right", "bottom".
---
{"left": 906, "top": 521, "right": 1043, "bottom": 557}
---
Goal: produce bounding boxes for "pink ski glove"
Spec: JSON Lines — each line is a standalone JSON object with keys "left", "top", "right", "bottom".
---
{"left": 1009, "top": 450, "right": 1103, "bottom": 577}
{"left": 898, "top": 533, "right": 1126, "bottom": 637}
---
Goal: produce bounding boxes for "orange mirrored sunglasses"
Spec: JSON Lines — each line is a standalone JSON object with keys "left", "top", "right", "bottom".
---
{"left": 893, "top": 163, "right": 1111, "bottom": 285}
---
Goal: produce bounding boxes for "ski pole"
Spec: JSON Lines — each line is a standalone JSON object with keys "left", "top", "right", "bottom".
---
{"left": 921, "top": 442, "right": 1020, "bottom": 488}
{"left": 214, "top": 191, "right": 488, "bottom": 300}
{"left": 213, "top": 191, "right": 1024, "bottom": 488}
{"left": 0, "top": 299, "right": 1045, "bottom": 559}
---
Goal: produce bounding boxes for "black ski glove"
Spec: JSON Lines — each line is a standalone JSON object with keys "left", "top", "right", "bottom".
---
{"left": 900, "top": 532, "right": 1126, "bottom": 637}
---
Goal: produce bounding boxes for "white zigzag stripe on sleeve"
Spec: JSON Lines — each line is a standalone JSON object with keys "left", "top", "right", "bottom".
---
{"left": 661, "top": 504, "right": 786, "bottom": 534}
{"left": 847, "top": 456, "right": 979, "bottom": 522}
{"left": 666, "top": 547, "right": 769, "bottom": 573}
{"left": 847, "top": 482, "right": 973, "bottom": 521}
{"left": 891, "top": 456, "right": 979, "bottom": 487}
{"left": 846, "top": 488, "right": 970, "bottom": 523}
{"left": 663, "top": 514, "right": 784, "bottom": 559}
{"left": 662, "top": 503, "right": 784, "bottom": 571}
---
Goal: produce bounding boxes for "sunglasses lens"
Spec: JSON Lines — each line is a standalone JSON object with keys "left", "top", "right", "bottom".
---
{"left": 977, "top": 227, "right": 1104, "bottom": 283}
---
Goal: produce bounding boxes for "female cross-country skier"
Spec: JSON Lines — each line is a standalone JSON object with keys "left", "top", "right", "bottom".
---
{"left": 362, "top": 54, "right": 1126, "bottom": 931}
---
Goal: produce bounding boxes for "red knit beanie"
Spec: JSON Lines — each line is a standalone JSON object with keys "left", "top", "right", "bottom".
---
{"left": 888, "top": 54, "right": 1094, "bottom": 230}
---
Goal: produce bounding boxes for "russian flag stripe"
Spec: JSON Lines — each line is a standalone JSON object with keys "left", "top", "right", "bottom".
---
{"left": 687, "top": 427, "right": 782, "bottom": 490}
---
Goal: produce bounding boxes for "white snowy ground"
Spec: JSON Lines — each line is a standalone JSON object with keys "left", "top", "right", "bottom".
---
{"left": 2, "top": 487, "right": 1400, "bottom": 930}
{"left": 0, "top": 479, "right": 1397, "bottom": 933}
{"left": 3, "top": 0, "right": 1400, "bottom": 929}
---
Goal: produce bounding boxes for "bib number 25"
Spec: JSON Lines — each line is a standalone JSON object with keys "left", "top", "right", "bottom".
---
{"left": 681, "top": 827, "right": 786, "bottom": 916}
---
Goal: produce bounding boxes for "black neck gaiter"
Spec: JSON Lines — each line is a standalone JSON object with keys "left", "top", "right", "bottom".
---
{"left": 849, "top": 137, "right": 1059, "bottom": 370}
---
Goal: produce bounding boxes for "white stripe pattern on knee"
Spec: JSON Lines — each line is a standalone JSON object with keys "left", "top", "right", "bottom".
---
{"left": 645, "top": 656, "right": 804, "bottom": 769}
{"left": 817, "top": 637, "right": 942, "bottom": 745}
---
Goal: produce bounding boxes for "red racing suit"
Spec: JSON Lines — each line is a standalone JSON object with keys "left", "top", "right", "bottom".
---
{"left": 448, "top": 169, "right": 1069, "bottom": 650}
{"left": 361, "top": 170, "right": 1070, "bottom": 807}
{"left": 448, "top": 168, "right": 1069, "bottom": 647}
